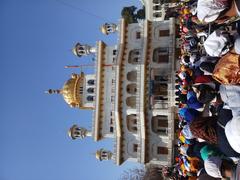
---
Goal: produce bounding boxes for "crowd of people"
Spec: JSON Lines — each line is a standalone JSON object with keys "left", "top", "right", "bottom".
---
{"left": 173, "top": 0, "right": 240, "bottom": 179}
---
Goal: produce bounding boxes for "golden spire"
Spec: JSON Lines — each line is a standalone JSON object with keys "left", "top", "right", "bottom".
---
{"left": 45, "top": 89, "right": 62, "bottom": 94}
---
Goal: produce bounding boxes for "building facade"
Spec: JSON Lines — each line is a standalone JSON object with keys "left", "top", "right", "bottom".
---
{"left": 140, "top": 0, "right": 179, "bottom": 21}
{"left": 47, "top": 16, "right": 178, "bottom": 166}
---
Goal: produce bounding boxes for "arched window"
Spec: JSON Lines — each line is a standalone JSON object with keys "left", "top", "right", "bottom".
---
{"left": 128, "top": 49, "right": 141, "bottom": 64}
{"left": 152, "top": 83, "right": 168, "bottom": 96}
{"left": 126, "top": 96, "right": 136, "bottom": 108}
{"left": 126, "top": 84, "right": 137, "bottom": 94}
{"left": 87, "top": 96, "right": 94, "bottom": 101}
{"left": 87, "top": 79, "right": 95, "bottom": 85}
{"left": 127, "top": 71, "right": 137, "bottom": 82}
{"left": 153, "top": 12, "right": 162, "bottom": 18}
{"left": 153, "top": 47, "right": 169, "bottom": 63}
{"left": 153, "top": 5, "right": 161, "bottom": 10}
{"left": 151, "top": 115, "right": 168, "bottom": 135}
{"left": 87, "top": 88, "right": 94, "bottom": 93}
{"left": 127, "top": 114, "right": 138, "bottom": 133}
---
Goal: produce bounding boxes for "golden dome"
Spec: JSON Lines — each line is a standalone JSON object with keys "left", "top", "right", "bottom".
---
{"left": 61, "top": 73, "right": 84, "bottom": 108}
{"left": 101, "top": 25, "right": 108, "bottom": 35}
{"left": 95, "top": 150, "right": 101, "bottom": 160}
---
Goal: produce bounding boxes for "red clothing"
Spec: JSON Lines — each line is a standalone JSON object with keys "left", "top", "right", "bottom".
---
{"left": 194, "top": 75, "right": 213, "bottom": 84}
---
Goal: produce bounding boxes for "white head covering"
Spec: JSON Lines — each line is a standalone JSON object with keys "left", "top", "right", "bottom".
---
{"left": 225, "top": 116, "right": 240, "bottom": 154}
{"left": 204, "top": 30, "right": 229, "bottom": 57}
{"left": 234, "top": 36, "right": 240, "bottom": 54}
{"left": 204, "top": 157, "right": 223, "bottom": 178}
{"left": 197, "top": 0, "right": 227, "bottom": 23}
{"left": 181, "top": 125, "right": 194, "bottom": 139}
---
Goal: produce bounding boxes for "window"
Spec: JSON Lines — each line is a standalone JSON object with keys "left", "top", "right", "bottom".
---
{"left": 87, "top": 96, "right": 94, "bottom": 101}
{"left": 128, "top": 50, "right": 141, "bottom": 64}
{"left": 136, "top": 32, "right": 141, "bottom": 39}
{"left": 153, "top": 5, "right": 161, "bottom": 10}
{"left": 133, "top": 144, "right": 138, "bottom": 152}
{"left": 127, "top": 71, "right": 137, "bottom": 82}
{"left": 153, "top": 48, "right": 169, "bottom": 63}
{"left": 151, "top": 115, "right": 168, "bottom": 135}
{"left": 87, "top": 79, "right": 95, "bottom": 85}
{"left": 126, "top": 83, "right": 137, "bottom": 95}
{"left": 152, "top": 83, "right": 168, "bottom": 96}
{"left": 158, "top": 54, "right": 169, "bottom": 63}
{"left": 127, "top": 114, "right": 138, "bottom": 133}
{"left": 159, "top": 30, "right": 170, "bottom": 37}
{"left": 110, "top": 118, "right": 113, "bottom": 124}
{"left": 153, "top": 12, "right": 162, "bottom": 18}
{"left": 126, "top": 96, "right": 136, "bottom": 108}
{"left": 157, "top": 147, "right": 168, "bottom": 155}
{"left": 87, "top": 88, "right": 94, "bottom": 93}
{"left": 110, "top": 127, "right": 114, "bottom": 133}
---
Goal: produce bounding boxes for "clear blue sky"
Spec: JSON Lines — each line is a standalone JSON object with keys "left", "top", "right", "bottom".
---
{"left": 0, "top": 0, "right": 142, "bottom": 180}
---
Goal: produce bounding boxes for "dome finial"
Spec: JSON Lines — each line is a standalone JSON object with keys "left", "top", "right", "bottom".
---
{"left": 45, "top": 89, "right": 62, "bottom": 94}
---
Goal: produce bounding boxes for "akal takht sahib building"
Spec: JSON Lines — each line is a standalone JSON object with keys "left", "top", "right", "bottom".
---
{"left": 47, "top": 1, "right": 179, "bottom": 167}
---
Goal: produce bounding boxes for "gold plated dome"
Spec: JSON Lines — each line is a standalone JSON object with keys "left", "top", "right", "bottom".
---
{"left": 61, "top": 73, "right": 84, "bottom": 108}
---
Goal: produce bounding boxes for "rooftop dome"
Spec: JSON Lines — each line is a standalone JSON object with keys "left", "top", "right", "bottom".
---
{"left": 62, "top": 73, "right": 84, "bottom": 108}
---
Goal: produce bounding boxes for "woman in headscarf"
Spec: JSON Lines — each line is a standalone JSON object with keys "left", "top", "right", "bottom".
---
{"left": 189, "top": 109, "right": 240, "bottom": 157}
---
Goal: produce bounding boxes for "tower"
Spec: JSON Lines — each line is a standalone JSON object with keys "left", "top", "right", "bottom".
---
{"left": 68, "top": 125, "right": 91, "bottom": 140}
{"left": 95, "top": 149, "right": 113, "bottom": 161}
{"left": 72, "top": 42, "right": 97, "bottom": 57}
{"left": 100, "top": 23, "right": 118, "bottom": 35}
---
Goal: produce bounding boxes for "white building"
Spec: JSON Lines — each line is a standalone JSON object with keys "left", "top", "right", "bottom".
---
{"left": 47, "top": 13, "right": 178, "bottom": 166}
{"left": 140, "top": 0, "right": 179, "bottom": 21}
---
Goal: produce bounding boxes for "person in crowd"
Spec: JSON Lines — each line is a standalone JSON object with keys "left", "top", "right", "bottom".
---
{"left": 197, "top": 0, "right": 240, "bottom": 24}
{"left": 204, "top": 156, "right": 240, "bottom": 179}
